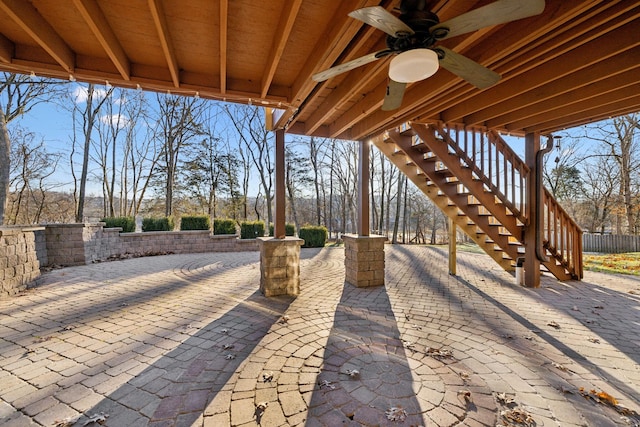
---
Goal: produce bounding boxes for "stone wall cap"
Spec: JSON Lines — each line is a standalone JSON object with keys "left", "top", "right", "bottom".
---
{"left": 342, "top": 234, "right": 387, "bottom": 240}
{"left": 0, "top": 225, "right": 46, "bottom": 233}
{"left": 257, "top": 236, "right": 304, "bottom": 244}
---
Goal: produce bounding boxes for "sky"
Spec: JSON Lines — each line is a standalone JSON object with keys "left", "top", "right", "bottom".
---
{"left": 7, "top": 81, "right": 606, "bottom": 199}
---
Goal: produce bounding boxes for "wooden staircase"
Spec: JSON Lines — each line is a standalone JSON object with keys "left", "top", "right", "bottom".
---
{"left": 372, "top": 122, "right": 582, "bottom": 281}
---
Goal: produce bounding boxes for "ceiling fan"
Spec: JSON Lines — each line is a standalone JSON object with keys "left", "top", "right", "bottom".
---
{"left": 312, "top": 0, "right": 545, "bottom": 111}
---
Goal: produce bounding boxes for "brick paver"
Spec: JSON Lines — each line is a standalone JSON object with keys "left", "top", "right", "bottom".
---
{"left": 1, "top": 246, "right": 639, "bottom": 426}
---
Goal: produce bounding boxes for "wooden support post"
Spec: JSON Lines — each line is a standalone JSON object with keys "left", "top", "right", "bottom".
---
{"left": 524, "top": 132, "right": 540, "bottom": 287}
{"left": 358, "top": 139, "right": 370, "bottom": 236}
{"left": 274, "top": 128, "right": 285, "bottom": 239}
{"left": 448, "top": 217, "right": 456, "bottom": 275}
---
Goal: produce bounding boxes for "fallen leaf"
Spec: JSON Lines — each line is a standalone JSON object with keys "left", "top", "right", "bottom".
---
{"left": 53, "top": 416, "right": 80, "bottom": 427}
{"left": 254, "top": 402, "right": 268, "bottom": 423}
{"left": 501, "top": 408, "right": 535, "bottom": 426}
{"left": 318, "top": 379, "right": 335, "bottom": 390}
{"left": 596, "top": 390, "right": 618, "bottom": 406}
{"left": 496, "top": 392, "right": 517, "bottom": 406}
{"left": 426, "top": 347, "right": 453, "bottom": 359}
{"left": 385, "top": 406, "right": 408, "bottom": 422}
{"left": 547, "top": 321, "right": 561, "bottom": 329}
{"left": 344, "top": 369, "right": 360, "bottom": 378}
{"left": 278, "top": 315, "right": 290, "bottom": 324}
{"left": 552, "top": 362, "right": 573, "bottom": 373}
{"left": 82, "top": 412, "right": 108, "bottom": 426}
{"left": 458, "top": 389, "right": 472, "bottom": 404}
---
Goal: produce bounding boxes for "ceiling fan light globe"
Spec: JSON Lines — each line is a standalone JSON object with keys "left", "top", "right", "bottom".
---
{"left": 389, "top": 49, "right": 439, "bottom": 83}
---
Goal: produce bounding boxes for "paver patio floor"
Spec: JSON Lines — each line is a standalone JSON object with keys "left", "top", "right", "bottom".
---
{"left": 1, "top": 245, "right": 639, "bottom": 426}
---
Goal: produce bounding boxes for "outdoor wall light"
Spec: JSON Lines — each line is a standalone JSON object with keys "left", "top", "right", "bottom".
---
{"left": 388, "top": 49, "right": 439, "bottom": 83}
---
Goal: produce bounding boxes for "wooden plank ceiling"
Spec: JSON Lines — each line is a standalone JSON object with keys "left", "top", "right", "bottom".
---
{"left": 0, "top": 0, "right": 638, "bottom": 140}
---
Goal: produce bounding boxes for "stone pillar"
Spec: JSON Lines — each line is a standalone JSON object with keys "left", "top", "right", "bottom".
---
{"left": 257, "top": 236, "right": 303, "bottom": 297}
{"left": 343, "top": 234, "right": 385, "bottom": 287}
{"left": 0, "top": 226, "right": 44, "bottom": 297}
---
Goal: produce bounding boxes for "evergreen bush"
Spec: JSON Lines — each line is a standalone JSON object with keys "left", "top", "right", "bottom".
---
{"left": 142, "top": 217, "right": 174, "bottom": 232}
{"left": 268, "top": 222, "right": 296, "bottom": 237}
{"left": 180, "top": 215, "right": 210, "bottom": 230}
{"left": 299, "top": 226, "right": 327, "bottom": 248}
{"left": 240, "top": 220, "right": 265, "bottom": 239}
{"left": 213, "top": 218, "right": 237, "bottom": 235}
{"left": 101, "top": 216, "right": 135, "bottom": 233}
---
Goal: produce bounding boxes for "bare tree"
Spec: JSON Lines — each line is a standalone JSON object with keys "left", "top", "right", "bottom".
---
{"left": 585, "top": 114, "right": 640, "bottom": 233}
{"left": 7, "top": 128, "right": 61, "bottom": 224}
{"left": 0, "top": 72, "right": 63, "bottom": 225}
{"left": 224, "top": 105, "right": 274, "bottom": 225}
{"left": 70, "top": 83, "right": 114, "bottom": 222}
{"left": 152, "top": 93, "right": 206, "bottom": 217}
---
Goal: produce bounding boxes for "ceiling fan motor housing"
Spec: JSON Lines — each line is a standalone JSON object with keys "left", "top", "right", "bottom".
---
{"left": 386, "top": 9, "right": 441, "bottom": 52}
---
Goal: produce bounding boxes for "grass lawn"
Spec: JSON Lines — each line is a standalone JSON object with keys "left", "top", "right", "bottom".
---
{"left": 583, "top": 252, "right": 640, "bottom": 275}
{"left": 457, "top": 242, "right": 640, "bottom": 276}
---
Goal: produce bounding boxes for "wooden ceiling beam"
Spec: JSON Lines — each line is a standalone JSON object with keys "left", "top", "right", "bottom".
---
{"left": 72, "top": 0, "right": 130, "bottom": 81}
{"left": 275, "top": 0, "right": 381, "bottom": 130}
{"left": 485, "top": 50, "right": 640, "bottom": 129}
{"left": 334, "top": 0, "right": 594, "bottom": 141}
{"left": 148, "top": 0, "right": 180, "bottom": 88}
{"left": 219, "top": 0, "right": 228, "bottom": 94}
{"left": 525, "top": 94, "right": 640, "bottom": 134}
{"left": 396, "top": 1, "right": 615, "bottom": 132}
{"left": 443, "top": 4, "right": 640, "bottom": 123}
{"left": 0, "top": 0, "right": 74, "bottom": 72}
{"left": 0, "top": 34, "right": 13, "bottom": 63}
{"left": 504, "top": 79, "right": 640, "bottom": 131}
{"left": 260, "top": 0, "right": 302, "bottom": 99}
{"left": 303, "top": 27, "right": 388, "bottom": 134}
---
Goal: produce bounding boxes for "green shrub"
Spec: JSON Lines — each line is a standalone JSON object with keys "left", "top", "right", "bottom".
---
{"left": 101, "top": 216, "right": 135, "bottom": 233}
{"left": 299, "top": 226, "right": 327, "bottom": 248}
{"left": 268, "top": 222, "right": 296, "bottom": 237}
{"left": 240, "top": 220, "right": 265, "bottom": 239}
{"left": 180, "top": 215, "right": 210, "bottom": 231}
{"left": 142, "top": 217, "right": 174, "bottom": 232}
{"left": 213, "top": 218, "right": 237, "bottom": 235}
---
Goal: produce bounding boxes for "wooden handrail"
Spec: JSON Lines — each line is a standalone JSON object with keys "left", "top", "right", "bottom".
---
{"left": 543, "top": 188, "right": 583, "bottom": 279}
{"left": 408, "top": 121, "right": 583, "bottom": 280}
{"left": 430, "top": 123, "right": 529, "bottom": 221}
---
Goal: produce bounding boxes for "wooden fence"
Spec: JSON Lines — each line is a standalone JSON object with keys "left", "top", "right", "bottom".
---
{"left": 583, "top": 233, "right": 640, "bottom": 253}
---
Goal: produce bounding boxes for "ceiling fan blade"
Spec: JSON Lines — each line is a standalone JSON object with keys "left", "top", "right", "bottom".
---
{"left": 349, "top": 6, "right": 414, "bottom": 38}
{"left": 381, "top": 79, "right": 406, "bottom": 111}
{"left": 312, "top": 50, "right": 391, "bottom": 82}
{"left": 431, "top": 0, "right": 545, "bottom": 40}
{"left": 437, "top": 47, "right": 500, "bottom": 89}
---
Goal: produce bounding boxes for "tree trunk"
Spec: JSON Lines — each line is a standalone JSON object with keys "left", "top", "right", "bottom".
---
{"left": 0, "top": 108, "right": 9, "bottom": 225}
{"left": 391, "top": 172, "right": 404, "bottom": 244}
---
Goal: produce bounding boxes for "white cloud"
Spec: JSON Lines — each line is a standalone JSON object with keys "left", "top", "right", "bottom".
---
{"left": 72, "top": 85, "right": 108, "bottom": 104}
{"left": 100, "top": 114, "right": 130, "bottom": 129}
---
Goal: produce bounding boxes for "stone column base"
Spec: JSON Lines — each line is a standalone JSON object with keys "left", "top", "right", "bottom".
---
{"left": 343, "top": 234, "right": 385, "bottom": 287}
{"left": 257, "top": 237, "right": 303, "bottom": 297}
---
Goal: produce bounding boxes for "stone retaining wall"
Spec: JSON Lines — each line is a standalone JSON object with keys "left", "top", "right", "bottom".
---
{"left": 0, "top": 226, "right": 44, "bottom": 297}
{"left": 1, "top": 223, "right": 259, "bottom": 297}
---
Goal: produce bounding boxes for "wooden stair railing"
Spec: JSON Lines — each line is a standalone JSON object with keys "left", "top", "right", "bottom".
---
{"left": 375, "top": 122, "right": 583, "bottom": 281}
{"left": 373, "top": 130, "right": 514, "bottom": 271}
